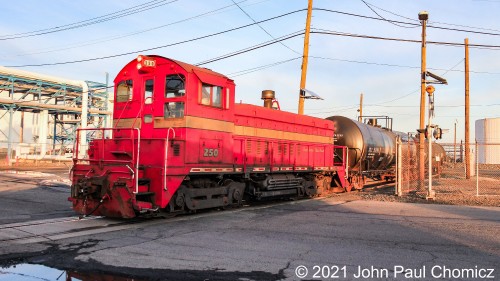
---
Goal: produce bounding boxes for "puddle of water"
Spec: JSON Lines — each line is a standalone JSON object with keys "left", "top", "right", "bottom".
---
{"left": 0, "top": 263, "right": 146, "bottom": 281}
{"left": 0, "top": 263, "right": 68, "bottom": 281}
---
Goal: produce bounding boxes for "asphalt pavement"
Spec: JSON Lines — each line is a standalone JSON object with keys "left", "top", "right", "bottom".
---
{"left": 0, "top": 170, "right": 499, "bottom": 280}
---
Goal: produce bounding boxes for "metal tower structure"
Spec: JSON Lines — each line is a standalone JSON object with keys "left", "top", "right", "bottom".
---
{"left": 0, "top": 66, "right": 112, "bottom": 164}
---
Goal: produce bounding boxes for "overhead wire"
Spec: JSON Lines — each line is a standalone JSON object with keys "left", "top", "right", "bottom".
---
{"left": 357, "top": 1, "right": 418, "bottom": 23}
{"left": 8, "top": 5, "right": 500, "bottom": 59}
{"left": 5, "top": 6, "right": 500, "bottom": 72}
{"left": 360, "top": 0, "right": 418, "bottom": 28}
{"left": 195, "top": 32, "right": 304, "bottom": 66}
{"left": 313, "top": 8, "right": 500, "bottom": 36}
{"left": 360, "top": 0, "right": 500, "bottom": 34}
{"left": 231, "top": 54, "right": 500, "bottom": 78}
{"left": 299, "top": 56, "right": 473, "bottom": 115}
{"left": 8, "top": 26, "right": 500, "bottom": 69}
{"left": 310, "top": 28, "right": 500, "bottom": 49}
{"left": 0, "top": 0, "right": 180, "bottom": 40}
{"left": 5, "top": 9, "right": 307, "bottom": 68}
{"left": 228, "top": 57, "right": 301, "bottom": 77}
{"left": 230, "top": 0, "right": 300, "bottom": 55}
{"left": 3, "top": 0, "right": 260, "bottom": 58}
{"left": 365, "top": 57, "right": 468, "bottom": 107}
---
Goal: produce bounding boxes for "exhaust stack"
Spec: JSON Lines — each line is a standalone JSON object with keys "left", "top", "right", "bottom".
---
{"left": 261, "top": 90, "right": 275, "bottom": 108}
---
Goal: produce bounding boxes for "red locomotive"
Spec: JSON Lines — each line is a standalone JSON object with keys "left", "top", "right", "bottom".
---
{"left": 69, "top": 55, "right": 350, "bottom": 218}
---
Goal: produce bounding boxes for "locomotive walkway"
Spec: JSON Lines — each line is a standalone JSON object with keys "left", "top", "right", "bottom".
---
{"left": 0, "top": 170, "right": 498, "bottom": 280}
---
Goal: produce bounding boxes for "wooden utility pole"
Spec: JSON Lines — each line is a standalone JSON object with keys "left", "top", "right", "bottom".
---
{"left": 418, "top": 11, "right": 429, "bottom": 189}
{"left": 465, "top": 38, "right": 471, "bottom": 179}
{"left": 358, "top": 93, "right": 363, "bottom": 122}
{"left": 298, "top": 0, "right": 313, "bottom": 115}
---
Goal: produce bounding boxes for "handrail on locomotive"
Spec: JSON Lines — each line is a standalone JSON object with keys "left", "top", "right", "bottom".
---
{"left": 73, "top": 127, "right": 141, "bottom": 194}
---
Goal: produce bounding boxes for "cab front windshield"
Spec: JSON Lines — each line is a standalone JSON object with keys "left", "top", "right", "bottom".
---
{"left": 164, "top": 74, "right": 185, "bottom": 119}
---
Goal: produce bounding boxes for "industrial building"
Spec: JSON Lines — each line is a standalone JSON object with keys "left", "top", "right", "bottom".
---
{"left": 0, "top": 67, "right": 111, "bottom": 164}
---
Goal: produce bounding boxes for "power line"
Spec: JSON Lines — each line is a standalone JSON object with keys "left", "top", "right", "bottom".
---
{"left": 298, "top": 57, "right": 481, "bottom": 115}
{"left": 310, "top": 55, "right": 419, "bottom": 69}
{"left": 310, "top": 28, "right": 500, "bottom": 49}
{"left": 360, "top": 0, "right": 417, "bottom": 28}
{"left": 230, "top": 0, "right": 300, "bottom": 55}
{"left": 363, "top": 58, "right": 470, "bottom": 107}
{"left": 360, "top": 1, "right": 500, "bottom": 34}
{"left": 430, "top": 20, "right": 500, "bottom": 33}
{"left": 7, "top": 14, "right": 500, "bottom": 69}
{"left": 195, "top": 32, "right": 304, "bottom": 66}
{"left": 359, "top": 1, "right": 418, "bottom": 23}
{"left": 9, "top": 26, "right": 500, "bottom": 69}
{"left": 0, "top": 0, "right": 180, "bottom": 40}
{"left": 427, "top": 24, "right": 500, "bottom": 37}
{"left": 228, "top": 57, "right": 301, "bottom": 77}
{"left": 314, "top": 8, "right": 500, "bottom": 37}
{"left": 11, "top": 4, "right": 500, "bottom": 60}
{"left": 6, "top": 9, "right": 306, "bottom": 68}
{"left": 2, "top": 0, "right": 257, "bottom": 58}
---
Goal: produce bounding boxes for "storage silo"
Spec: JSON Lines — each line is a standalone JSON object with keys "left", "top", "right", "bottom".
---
{"left": 475, "top": 117, "right": 500, "bottom": 164}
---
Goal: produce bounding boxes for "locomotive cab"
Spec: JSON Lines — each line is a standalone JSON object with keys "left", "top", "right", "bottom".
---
{"left": 70, "top": 55, "right": 238, "bottom": 217}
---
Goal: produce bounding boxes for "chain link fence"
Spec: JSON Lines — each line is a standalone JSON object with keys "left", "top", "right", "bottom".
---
{"left": 397, "top": 141, "right": 500, "bottom": 198}
{"left": 475, "top": 142, "right": 500, "bottom": 196}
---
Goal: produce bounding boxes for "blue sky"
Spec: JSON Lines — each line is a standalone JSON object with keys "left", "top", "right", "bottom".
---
{"left": 1, "top": 0, "right": 499, "bottom": 143}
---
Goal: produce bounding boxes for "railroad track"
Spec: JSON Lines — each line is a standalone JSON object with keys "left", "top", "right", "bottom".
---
{"left": 0, "top": 197, "right": 325, "bottom": 245}
{"left": 0, "top": 215, "right": 159, "bottom": 244}
{"left": 0, "top": 177, "right": 395, "bottom": 245}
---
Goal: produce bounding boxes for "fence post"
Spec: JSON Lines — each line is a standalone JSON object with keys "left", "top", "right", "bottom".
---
{"left": 396, "top": 136, "right": 403, "bottom": 196}
{"left": 476, "top": 141, "right": 479, "bottom": 196}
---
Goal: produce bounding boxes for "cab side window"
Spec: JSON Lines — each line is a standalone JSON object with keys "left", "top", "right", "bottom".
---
{"left": 165, "top": 74, "right": 185, "bottom": 98}
{"left": 200, "top": 83, "right": 222, "bottom": 108}
{"left": 116, "top": 80, "right": 133, "bottom": 102}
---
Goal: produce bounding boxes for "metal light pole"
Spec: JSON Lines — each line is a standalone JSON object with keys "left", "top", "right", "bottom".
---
{"left": 426, "top": 85, "right": 436, "bottom": 200}
{"left": 418, "top": 11, "right": 429, "bottom": 190}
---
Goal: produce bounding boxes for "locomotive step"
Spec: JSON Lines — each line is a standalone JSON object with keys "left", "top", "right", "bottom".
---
{"left": 136, "top": 192, "right": 155, "bottom": 196}
{"left": 110, "top": 151, "right": 132, "bottom": 157}
{"left": 138, "top": 178, "right": 151, "bottom": 185}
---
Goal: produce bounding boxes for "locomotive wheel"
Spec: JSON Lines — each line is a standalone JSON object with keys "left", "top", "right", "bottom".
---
{"left": 175, "top": 192, "right": 185, "bottom": 208}
{"left": 305, "top": 185, "right": 316, "bottom": 197}
{"left": 233, "top": 189, "right": 243, "bottom": 207}
{"left": 167, "top": 190, "right": 186, "bottom": 213}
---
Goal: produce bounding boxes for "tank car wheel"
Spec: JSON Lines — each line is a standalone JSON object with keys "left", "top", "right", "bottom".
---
{"left": 351, "top": 176, "right": 364, "bottom": 190}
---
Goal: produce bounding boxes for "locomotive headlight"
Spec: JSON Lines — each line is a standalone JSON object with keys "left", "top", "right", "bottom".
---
{"left": 136, "top": 55, "right": 156, "bottom": 72}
